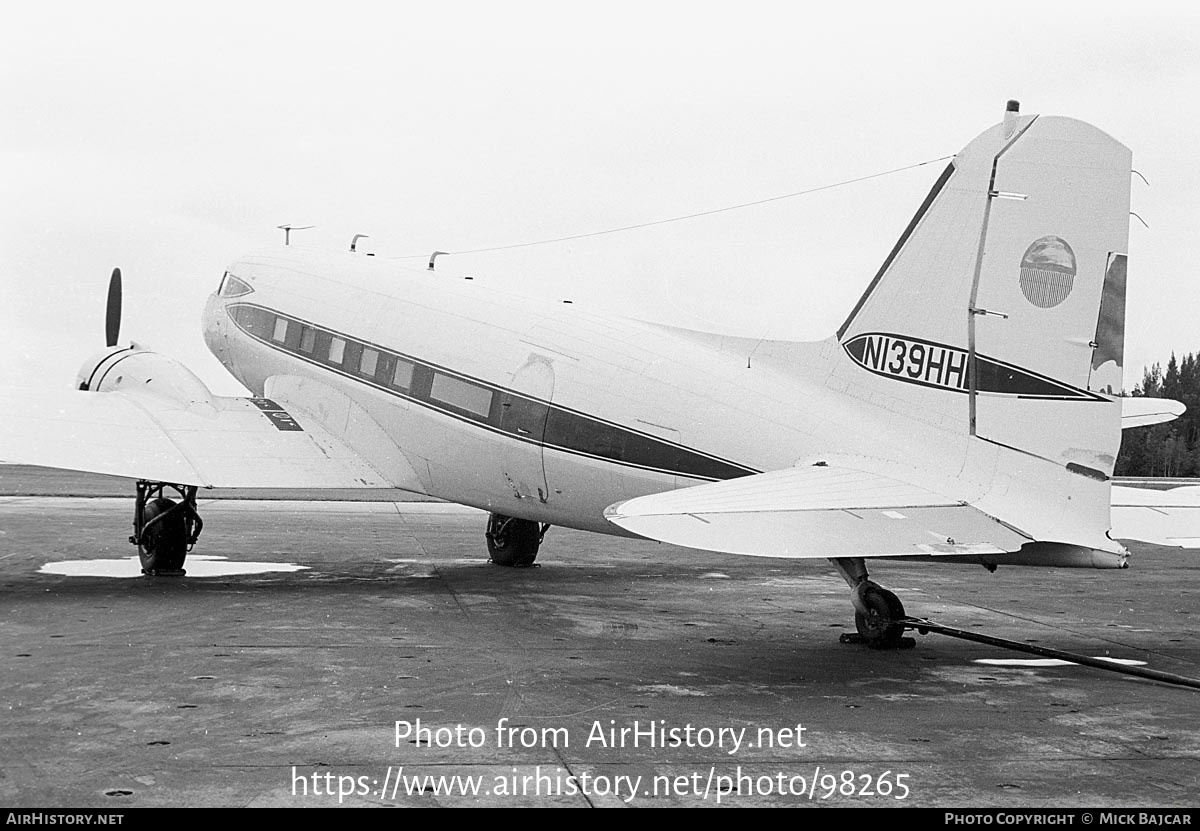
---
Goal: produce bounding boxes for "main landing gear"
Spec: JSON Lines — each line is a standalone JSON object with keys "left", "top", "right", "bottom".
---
{"left": 830, "top": 557, "right": 914, "bottom": 649}
{"left": 485, "top": 513, "right": 549, "bottom": 567}
{"left": 130, "top": 481, "right": 203, "bottom": 576}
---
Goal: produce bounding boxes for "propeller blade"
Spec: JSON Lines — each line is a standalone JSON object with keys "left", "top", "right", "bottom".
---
{"left": 105, "top": 268, "right": 122, "bottom": 347}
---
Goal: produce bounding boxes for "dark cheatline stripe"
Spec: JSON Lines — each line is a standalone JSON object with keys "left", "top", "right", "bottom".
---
{"left": 972, "top": 356, "right": 1086, "bottom": 398}
{"left": 226, "top": 303, "right": 757, "bottom": 482}
{"left": 842, "top": 332, "right": 1105, "bottom": 400}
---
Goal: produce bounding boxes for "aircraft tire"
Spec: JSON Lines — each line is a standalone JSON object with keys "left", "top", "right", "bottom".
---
{"left": 486, "top": 514, "right": 541, "bottom": 567}
{"left": 854, "top": 585, "right": 905, "bottom": 646}
{"left": 139, "top": 497, "right": 188, "bottom": 575}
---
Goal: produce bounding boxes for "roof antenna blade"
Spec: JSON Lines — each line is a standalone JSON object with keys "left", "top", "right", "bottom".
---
{"left": 276, "top": 224, "right": 315, "bottom": 246}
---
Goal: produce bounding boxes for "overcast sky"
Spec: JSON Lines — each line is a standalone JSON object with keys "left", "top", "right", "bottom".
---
{"left": 2, "top": 1, "right": 1197, "bottom": 396}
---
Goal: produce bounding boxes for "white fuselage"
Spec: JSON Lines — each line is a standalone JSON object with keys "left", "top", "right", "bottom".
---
{"left": 200, "top": 247, "right": 1116, "bottom": 554}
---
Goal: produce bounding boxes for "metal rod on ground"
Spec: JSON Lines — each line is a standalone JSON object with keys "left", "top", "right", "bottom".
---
{"left": 902, "top": 617, "right": 1200, "bottom": 691}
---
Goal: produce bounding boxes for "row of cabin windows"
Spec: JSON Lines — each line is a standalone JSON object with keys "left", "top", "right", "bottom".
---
{"left": 256, "top": 308, "right": 490, "bottom": 420}
{"left": 236, "top": 304, "right": 751, "bottom": 479}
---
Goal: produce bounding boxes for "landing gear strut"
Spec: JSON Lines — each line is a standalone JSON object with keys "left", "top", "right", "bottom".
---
{"left": 485, "top": 513, "right": 547, "bottom": 567}
{"left": 131, "top": 481, "right": 203, "bottom": 576}
{"left": 830, "top": 557, "right": 913, "bottom": 649}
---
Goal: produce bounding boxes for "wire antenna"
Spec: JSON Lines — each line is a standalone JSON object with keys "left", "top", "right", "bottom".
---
{"left": 389, "top": 155, "right": 954, "bottom": 260}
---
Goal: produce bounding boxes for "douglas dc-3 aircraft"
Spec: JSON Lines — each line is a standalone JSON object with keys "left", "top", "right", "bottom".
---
{"left": 4, "top": 102, "right": 1197, "bottom": 648}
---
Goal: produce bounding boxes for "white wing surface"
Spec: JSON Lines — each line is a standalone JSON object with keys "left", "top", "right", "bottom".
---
{"left": 605, "top": 465, "right": 1031, "bottom": 559}
{"left": 0, "top": 386, "right": 393, "bottom": 489}
{"left": 1120, "top": 398, "right": 1185, "bottom": 430}
{"left": 1111, "top": 484, "right": 1200, "bottom": 548}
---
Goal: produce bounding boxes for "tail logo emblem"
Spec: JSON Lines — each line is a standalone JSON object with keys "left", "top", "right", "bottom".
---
{"left": 1018, "top": 236, "right": 1076, "bottom": 309}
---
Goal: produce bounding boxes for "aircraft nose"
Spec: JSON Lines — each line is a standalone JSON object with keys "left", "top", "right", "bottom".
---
{"left": 201, "top": 293, "right": 227, "bottom": 363}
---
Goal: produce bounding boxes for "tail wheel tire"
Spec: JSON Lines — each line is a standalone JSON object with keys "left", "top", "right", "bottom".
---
{"left": 486, "top": 515, "right": 541, "bottom": 567}
{"left": 854, "top": 585, "right": 906, "bottom": 646}
{"left": 139, "top": 497, "right": 188, "bottom": 575}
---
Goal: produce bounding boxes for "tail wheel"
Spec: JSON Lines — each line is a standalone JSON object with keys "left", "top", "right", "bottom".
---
{"left": 854, "top": 584, "right": 906, "bottom": 647}
{"left": 138, "top": 497, "right": 189, "bottom": 575}
{"left": 485, "top": 514, "right": 542, "bottom": 567}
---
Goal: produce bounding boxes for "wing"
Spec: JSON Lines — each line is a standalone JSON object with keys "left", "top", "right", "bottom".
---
{"left": 0, "top": 384, "right": 403, "bottom": 489}
{"left": 1111, "top": 484, "right": 1200, "bottom": 548}
{"left": 1120, "top": 397, "right": 1185, "bottom": 429}
{"left": 605, "top": 464, "right": 1031, "bottom": 559}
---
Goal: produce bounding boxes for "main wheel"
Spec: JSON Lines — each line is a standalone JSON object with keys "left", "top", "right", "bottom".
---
{"left": 854, "top": 585, "right": 906, "bottom": 647}
{"left": 139, "top": 497, "right": 188, "bottom": 575}
{"left": 485, "top": 514, "right": 541, "bottom": 567}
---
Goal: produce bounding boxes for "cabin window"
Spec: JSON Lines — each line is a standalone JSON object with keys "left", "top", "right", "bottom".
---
{"left": 272, "top": 318, "right": 289, "bottom": 343}
{"left": 392, "top": 359, "right": 414, "bottom": 390}
{"left": 329, "top": 337, "right": 346, "bottom": 364}
{"left": 299, "top": 326, "right": 316, "bottom": 353}
{"left": 360, "top": 347, "right": 379, "bottom": 377}
{"left": 430, "top": 373, "right": 493, "bottom": 417}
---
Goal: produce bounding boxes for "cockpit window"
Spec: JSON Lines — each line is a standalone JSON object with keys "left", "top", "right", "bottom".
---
{"left": 219, "top": 272, "right": 254, "bottom": 297}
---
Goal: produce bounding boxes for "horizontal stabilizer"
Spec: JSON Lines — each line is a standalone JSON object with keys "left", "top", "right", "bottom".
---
{"left": 0, "top": 386, "right": 395, "bottom": 489}
{"left": 1111, "top": 485, "right": 1200, "bottom": 548}
{"left": 605, "top": 465, "right": 1030, "bottom": 559}
{"left": 1120, "top": 397, "right": 1185, "bottom": 430}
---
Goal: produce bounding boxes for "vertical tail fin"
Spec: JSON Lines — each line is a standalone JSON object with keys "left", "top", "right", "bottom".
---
{"left": 837, "top": 103, "right": 1131, "bottom": 476}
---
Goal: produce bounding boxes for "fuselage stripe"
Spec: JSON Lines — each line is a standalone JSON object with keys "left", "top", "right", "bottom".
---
{"left": 226, "top": 303, "right": 758, "bottom": 482}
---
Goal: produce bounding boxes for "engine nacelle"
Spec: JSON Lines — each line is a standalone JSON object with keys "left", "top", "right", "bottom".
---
{"left": 76, "top": 346, "right": 217, "bottom": 413}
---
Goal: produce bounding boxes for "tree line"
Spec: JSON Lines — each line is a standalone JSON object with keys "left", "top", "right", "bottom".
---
{"left": 1116, "top": 353, "right": 1200, "bottom": 477}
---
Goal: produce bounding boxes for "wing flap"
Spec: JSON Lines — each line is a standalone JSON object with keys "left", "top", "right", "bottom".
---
{"left": 0, "top": 386, "right": 393, "bottom": 489}
{"left": 605, "top": 465, "right": 1031, "bottom": 559}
